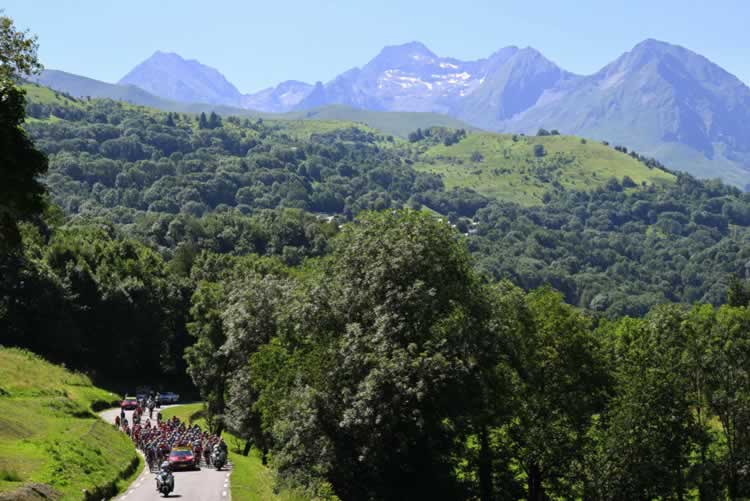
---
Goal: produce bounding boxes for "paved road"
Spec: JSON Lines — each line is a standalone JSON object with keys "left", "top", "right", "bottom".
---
{"left": 99, "top": 406, "right": 232, "bottom": 500}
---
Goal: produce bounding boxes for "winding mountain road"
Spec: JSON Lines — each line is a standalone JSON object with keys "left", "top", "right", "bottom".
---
{"left": 99, "top": 406, "right": 231, "bottom": 500}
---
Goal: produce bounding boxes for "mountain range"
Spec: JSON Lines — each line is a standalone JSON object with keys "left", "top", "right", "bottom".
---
{"left": 35, "top": 40, "right": 750, "bottom": 186}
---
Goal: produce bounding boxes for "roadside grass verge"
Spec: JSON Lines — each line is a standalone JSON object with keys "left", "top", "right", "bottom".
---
{"left": 162, "top": 403, "right": 307, "bottom": 501}
{"left": 0, "top": 347, "right": 141, "bottom": 499}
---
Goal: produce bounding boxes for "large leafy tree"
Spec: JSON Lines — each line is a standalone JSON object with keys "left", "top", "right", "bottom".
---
{"left": 466, "top": 281, "right": 529, "bottom": 501}
{"left": 704, "top": 306, "right": 750, "bottom": 499}
{"left": 253, "top": 210, "right": 488, "bottom": 500}
{"left": 0, "top": 14, "right": 47, "bottom": 251}
{"left": 222, "top": 273, "right": 290, "bottom": 459}
{"left": 185, "top": 252, "right": 290, "bottom": 434}
{"left": 591, "top": 307, "right": 703, "bottom": 500}
{"left": 504, "top": 288, "right": 609, "bottom": 500}
{"left": 184, "top": 280, "right": 230, "bottom": 433}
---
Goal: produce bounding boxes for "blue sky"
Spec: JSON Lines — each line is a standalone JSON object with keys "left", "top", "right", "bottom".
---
{"left": 5, "top": 0, "right": 749, "bottom": 92}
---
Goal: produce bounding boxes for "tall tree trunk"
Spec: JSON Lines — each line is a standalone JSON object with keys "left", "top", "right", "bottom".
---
{"left": 478, "top": 425, "right": 493, "bottom": 501}
{"left": 698, "top": 445, "right": 707, "bottom": 501}
{"left": 243, "top": 439, "right": 252, "bottom": 457}
{"left": 527, "top": 462, "right": 544, "bottom": 501}
{"left": 676, "top": 467, "right": 684, "bottom": 501}
{"left": 261, "top": 447, "right": 268, "bottom": 466}
{"left": 728, "top": 467, "right": 739, "bottom": 501}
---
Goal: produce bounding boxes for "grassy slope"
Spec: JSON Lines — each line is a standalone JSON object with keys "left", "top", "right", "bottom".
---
{"left": 280, "top": 104, "right": 473, "bottom": 138}
{"left": 22, "top": 83, "right": 84, "bottom": 108}
{"left": 265, "top": 118, "right": 375, "bottom": 140}
{"left": 413, "top": 132, "right": 676, "bottom": 205}
{"left": 162, "top": 403, "right": 306, "bottom": 501}
{"left": 0, "top": 348, "right": 140, "bottom": 499}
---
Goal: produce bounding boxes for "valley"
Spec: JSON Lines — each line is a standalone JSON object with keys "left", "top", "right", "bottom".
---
{"left": 5, "top": 6, "right": 750, "bottom": 501}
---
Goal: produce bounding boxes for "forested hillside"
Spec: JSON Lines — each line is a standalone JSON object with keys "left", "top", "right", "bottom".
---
{"left": 18, "top": 86, "right": 750, "bottom": 317}
{"left": 471, "top": 176, "right": 750, "bottom": 315}
{"left": 23, "top": 85, "right": 438, "bottom": 221}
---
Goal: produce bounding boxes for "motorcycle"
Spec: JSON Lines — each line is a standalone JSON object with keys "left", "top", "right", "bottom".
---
{"left": 212, "top": 449, "right": 227, "bottom": 471}
{"left": 156, "top": 470, "right": 174, "bottom": 497}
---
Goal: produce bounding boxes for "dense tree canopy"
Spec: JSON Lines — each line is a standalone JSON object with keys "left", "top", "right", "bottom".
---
{"left": 471, "top": 175, "right": 750, "bottom": 316}
{"left": 23, "top": 99, "right": 456, "bottom": 223}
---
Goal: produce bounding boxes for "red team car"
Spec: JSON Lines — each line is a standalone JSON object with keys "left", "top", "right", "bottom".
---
{"left": 168, "top": 446, "right": 197, "bottom": 470}
{"left": 120, "top": 395, "right": 138, "bottom": 410}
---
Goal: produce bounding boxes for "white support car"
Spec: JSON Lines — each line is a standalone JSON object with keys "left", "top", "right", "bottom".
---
{"left": 159, "top": 392, "right": 180, "bottom": 404}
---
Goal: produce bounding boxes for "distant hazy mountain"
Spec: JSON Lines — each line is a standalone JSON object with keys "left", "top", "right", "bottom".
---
{"left": 294, "top": 43, "right": 578, "bottom": 121}
{"left": 32, "top": 69, "right": 263, "bottom": 117}
{"left": 501, "top": 39, "right": 750, "bottom": 186}
{"left": 297, "top": 41, "right": 488, "bottom": 113}
{"left": 241, "top": 80, "right": 313, "bottom": 112}
{"left": 456, "top": 47, "right": 580, "bottom": 128}
{"left": 119, "top": 51, "right": 243, "bottom": 107}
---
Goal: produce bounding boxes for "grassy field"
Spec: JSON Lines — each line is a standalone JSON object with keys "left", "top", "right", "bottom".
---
{"left": 265, "top": 118, "right": 377, "bottom": 140}
{"left": 0, "top": 348, "right": 141, "bottom": 500}
{"left": 162, "top": 403, "right": 307, "bottom": 501}
{"left": 280, "top": 104, "right": 473, "bottom": 138}
{"left": 413, "top": 132, "right": 676, "bottom": 205}
{"left": 22, "top": 83, "right": 84, "bottom": 108}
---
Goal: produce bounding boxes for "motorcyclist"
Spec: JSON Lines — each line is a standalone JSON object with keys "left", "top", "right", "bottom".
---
{"left": 157, "top": 461, "right": 174, "bottom": 492}
{"left": 212, "top": 440, "right": 228, "bottom": 468}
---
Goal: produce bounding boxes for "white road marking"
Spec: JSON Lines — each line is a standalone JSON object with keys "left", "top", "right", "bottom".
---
{"left": 222, "top": 491, "right": 227, "bottom": 496}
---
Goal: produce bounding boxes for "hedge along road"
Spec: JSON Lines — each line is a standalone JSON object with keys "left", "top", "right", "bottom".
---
{"left": 99, "top": 405, "right": 232, "bottom": 500}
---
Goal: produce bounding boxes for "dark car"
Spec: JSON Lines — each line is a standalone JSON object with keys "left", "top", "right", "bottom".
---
{"left": 168, "top": 447, "right": 197, "bottom": 471}
{"left": 120, "top": 396, "right": 138, "bottom": 410}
